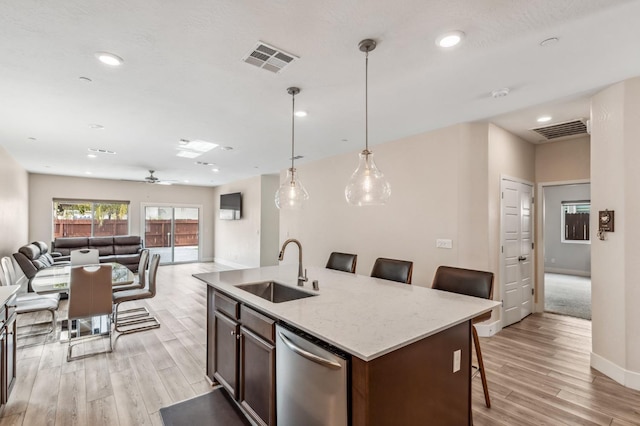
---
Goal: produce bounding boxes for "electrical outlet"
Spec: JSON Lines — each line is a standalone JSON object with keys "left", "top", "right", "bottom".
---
{"left": 453, "top": 349, "right": 461, "bottom": 373}
{"left": 436, "top": 239, "right": 453, "bottom": 249}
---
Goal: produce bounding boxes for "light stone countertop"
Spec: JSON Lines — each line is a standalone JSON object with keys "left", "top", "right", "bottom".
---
{"left": 0, "top": 285, "right": 20, "bottom": 307}
{"left": 195, "top": 265, "right": 500, "bottom": 361}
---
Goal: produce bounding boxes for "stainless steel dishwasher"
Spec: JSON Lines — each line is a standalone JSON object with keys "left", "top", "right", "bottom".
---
{"left": 276, "top": 324, "right": 349, "bottom": 426}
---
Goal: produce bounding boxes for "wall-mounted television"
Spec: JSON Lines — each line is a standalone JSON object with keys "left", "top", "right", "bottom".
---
{"left": 220, "top": 192, "right": 242, "bottom": 220}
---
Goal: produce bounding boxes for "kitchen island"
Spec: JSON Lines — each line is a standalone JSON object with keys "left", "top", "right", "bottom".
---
{"left": 195, "top": 265, "right": 499, "bottom": 426}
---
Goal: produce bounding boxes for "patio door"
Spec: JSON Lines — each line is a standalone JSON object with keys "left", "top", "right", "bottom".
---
{"left": 144, "top": 206, "right": 200, "bottom": 264}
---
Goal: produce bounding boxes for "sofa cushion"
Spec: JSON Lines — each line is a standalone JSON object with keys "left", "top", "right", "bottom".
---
{"left": 90, "top": 244, "right": 115, "bottom": 256}
{"left": 114, "top": 253, "right": 140, "bottom": 266}
{"left": 19, "top": 244, "right": 41, "bottom": 260}
{"left": 54, "top": 237, "right": 89, "bottom": 248}
{"left": 114, "top": 235, "right": 142, "bottom": 246}
{"left": 89, "top": 237, "right": 114, "bottom": 246}
{"left": 114, "top": 244, "right": 140, "bottom": 255}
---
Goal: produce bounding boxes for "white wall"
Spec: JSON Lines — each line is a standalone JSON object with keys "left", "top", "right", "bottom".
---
{"left": 590, "top": 77, "right": 640, "bottom": 389}
{"left": 28, "top": 174, "right": 216, "bottom": 260}
{"left": 543, "top": 184, "right": 591, "bottom": 275}
{"left": 212, "top": 174, "right": 280, "bottom": 268}
{"left": 0, "top": 146, "right": 29, "bottom": 258}
{"left": 260, "top": 175, "right": 280, "bottom": 267}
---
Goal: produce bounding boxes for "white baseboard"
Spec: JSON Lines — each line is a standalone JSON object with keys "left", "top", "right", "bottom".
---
{"left": 544, "top": 267, "right": 591, "bottom": 277}
{"left": 474, "top": 319, "right": 502, "bottom": 337}
{"left": 591, "top": 351, "right": 640, "bottom": 391}
{"left": 213, "top": 258, "right": 251, "bottom": 270}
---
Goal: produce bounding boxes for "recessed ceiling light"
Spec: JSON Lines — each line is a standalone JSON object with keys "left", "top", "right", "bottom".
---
{"left": 294, "top": 111, "right": 308, "bottom": 117}
{"left": 212, "top": 168, "right": 220, "bottom": 173}
{"left": 491, "top": 88, "right": 510, "bottom": 98}
{"left": 436, "top": 30, "right": 465, "bottom": 48}
{"left": 95, "top": 52, "right": 124, "bottom": 66}
{"left": 85, "top": 171, "right": 92, "bottom": 175}
{"left": 540, "top": 37, "right": 559, "bottom": 47}
{"left": 87, "top": 154, "right": 97, "bottom": 158}
{"left": 537, "top": 115, "right": 552, "bottom": 123}
{"left": 89, "top": 123, "right": 104, "bottom": 129}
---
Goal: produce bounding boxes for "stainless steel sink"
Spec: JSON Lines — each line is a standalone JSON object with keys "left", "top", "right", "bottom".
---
{"left": 236, "top": 281, "right": 317, "bottom": 303}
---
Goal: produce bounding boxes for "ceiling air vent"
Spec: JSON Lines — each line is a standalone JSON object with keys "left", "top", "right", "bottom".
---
{"left": 242, "top": 41, "right": 298, "bottom": 74}
{"left": 530, "top": 118, "right": 588, "bottom": 141}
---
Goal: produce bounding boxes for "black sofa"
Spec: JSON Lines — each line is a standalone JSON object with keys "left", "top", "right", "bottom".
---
{"left": 12, "top": 241, "right": 62, "bottom": 285}
{"left": 51, "top": 236, "right": 144, "bottom": 272}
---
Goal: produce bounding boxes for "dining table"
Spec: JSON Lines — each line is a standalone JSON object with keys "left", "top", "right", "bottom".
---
{"left": 31, "top": 262, "right": 134, "bottom": 294}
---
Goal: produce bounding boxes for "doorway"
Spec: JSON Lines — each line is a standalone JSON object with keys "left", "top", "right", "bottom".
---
{"left": 143, "top": 205, "right": 200, "bottom": 264}
{"left": 541, "top": 183, "right": 591, "bottom": 320}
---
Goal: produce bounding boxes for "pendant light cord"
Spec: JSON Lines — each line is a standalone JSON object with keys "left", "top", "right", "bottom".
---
{"left": 365, "top": 50, "right": 369, "bottom": 152}
{"left": 291, "top": 91, "right": 295, "bottom": 172}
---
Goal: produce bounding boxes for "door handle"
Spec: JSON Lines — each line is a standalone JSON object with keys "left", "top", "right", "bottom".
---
{"left": 278, "top": 332, "right": 342, "bottom": 370}
{"left": 518, "top": 256, "right": 527, "bottom": 261}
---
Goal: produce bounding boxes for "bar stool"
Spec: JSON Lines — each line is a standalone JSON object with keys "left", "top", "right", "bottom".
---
{"left": 432, "top": 265, "right": 494, "bottom": 408}
{"left": 370, "top": 258, "right": 413, "bottom": 284}
{"left": 325, "top": 252, "right": 357, "bottom": 273}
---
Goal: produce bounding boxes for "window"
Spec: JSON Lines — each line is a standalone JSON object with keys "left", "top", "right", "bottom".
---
{"left": 53, "top": 200, "right": 130, "bottom": 238}
{"left": 561, "top": 201, "right": 590, "bottom": 243}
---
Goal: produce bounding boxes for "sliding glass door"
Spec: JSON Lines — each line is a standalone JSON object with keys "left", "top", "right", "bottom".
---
{"left": 144, "top": 206, "right": 200, "bottom": 264}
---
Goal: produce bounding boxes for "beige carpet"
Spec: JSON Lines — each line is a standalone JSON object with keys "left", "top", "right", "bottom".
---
{"left": 544, "top": 273, "right": 591, "bottom": 320}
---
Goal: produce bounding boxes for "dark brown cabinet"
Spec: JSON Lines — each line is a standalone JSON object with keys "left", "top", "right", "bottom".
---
{"left": 207, "top": 288, "right": 276, "bottom": 426}
{"left": 213, "top": 310, "right": 240, "bottom": 398}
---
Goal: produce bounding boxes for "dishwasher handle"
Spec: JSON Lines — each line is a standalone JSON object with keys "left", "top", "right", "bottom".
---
{"left": 278, "top": 332, "right": 342, "bottom": 370}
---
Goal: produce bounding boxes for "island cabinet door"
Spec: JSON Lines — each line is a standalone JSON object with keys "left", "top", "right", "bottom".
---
{"left": 213, "top": 311, "right": 240, "bottom": 399}
{"left": 239, "top": 327, "right": 276, "bottom": 426}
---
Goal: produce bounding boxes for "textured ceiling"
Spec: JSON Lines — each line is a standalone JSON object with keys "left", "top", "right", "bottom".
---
{"left": 1, "top": 0, "right": 639, "bottom": 186}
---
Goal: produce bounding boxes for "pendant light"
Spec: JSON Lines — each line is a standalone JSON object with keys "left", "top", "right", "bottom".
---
{"left": 345, "top": 39, "right": 391, "bottom": 206}
{"left": 275, "top": 87, "right": 309, "bottom": 209}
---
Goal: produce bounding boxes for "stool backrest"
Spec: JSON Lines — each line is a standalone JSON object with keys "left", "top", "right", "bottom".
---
{"left": 371, "top": 258, "right": 413, "bottom": 284}
{"left": 432, "top": 266, "right": 494, "bottom": 321}
{"left": 326, "top": 252, "right": 357, "bottom": 273}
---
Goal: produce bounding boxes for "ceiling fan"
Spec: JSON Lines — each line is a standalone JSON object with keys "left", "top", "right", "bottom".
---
{"left": 122, "top": 170, "right": 175, "bottom": 185}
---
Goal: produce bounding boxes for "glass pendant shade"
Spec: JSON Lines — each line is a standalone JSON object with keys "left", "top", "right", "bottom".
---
{"left": 275, "top": 167, "right": 309, "bottom": 210}
{"left": 345, "top": 150, "right": 391, "bottom": 206}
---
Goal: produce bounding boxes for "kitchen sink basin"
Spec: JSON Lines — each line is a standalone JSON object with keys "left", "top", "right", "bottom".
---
{"left": 236, "top": 281, "right": 317, "bottom": 303}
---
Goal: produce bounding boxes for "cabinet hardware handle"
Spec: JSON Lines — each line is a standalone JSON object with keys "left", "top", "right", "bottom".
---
{"left": 278, "top": 332, "right": 342, "bottom": 370}
{"left": 518, "top": 256, "right": 527, "bottom": 261}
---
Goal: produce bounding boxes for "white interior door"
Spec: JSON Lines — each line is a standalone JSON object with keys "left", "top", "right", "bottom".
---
{"left": 501, "top": 178, "right": 534, "bottom": 327}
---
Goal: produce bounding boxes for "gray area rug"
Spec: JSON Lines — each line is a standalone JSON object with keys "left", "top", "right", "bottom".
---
{"left": 544, "top": 273, "right": 591, "bottom": 320}
{"left": 160, "top": 387, "right": 251, "bottom": 426}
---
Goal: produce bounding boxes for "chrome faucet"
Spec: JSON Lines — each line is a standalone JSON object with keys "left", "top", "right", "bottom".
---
{"left": 278, "top": 238, "right": 308, "bottom": 286}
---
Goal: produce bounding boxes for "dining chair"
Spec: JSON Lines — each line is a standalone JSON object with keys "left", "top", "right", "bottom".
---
{"left": 67, "top": 264, "right": 114, "bottom": 361}
{"left": 325, "top": 252, "right": 357, "bottom": 273}
{"left": 431, "top": 265, "right": 494, "bottom": 408}
{"left": 1, "top": 256, "right": 60, "bottom": 343}
{"left": 112, "top": 249, "right": 149, "bottom": 293}
{"left": 113, "top": 254, "right": 161, "bottom": 335}
{"left": 370, "top": 257, "right": 413, "bottom": 284}
{"left": 70, "top": 249, "right": 99, "bottom": 266}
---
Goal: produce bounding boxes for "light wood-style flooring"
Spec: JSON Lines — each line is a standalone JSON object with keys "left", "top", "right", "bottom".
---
{"left": 2, "top": 262, "right": 639, "bottom": 425}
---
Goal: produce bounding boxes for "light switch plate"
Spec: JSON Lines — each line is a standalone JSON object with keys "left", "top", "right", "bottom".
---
{"left": 453, "top": 349, "right": 461, "bottom": 373}
{"left": 436, "top": 239, "right": 453, "bottom": 249}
